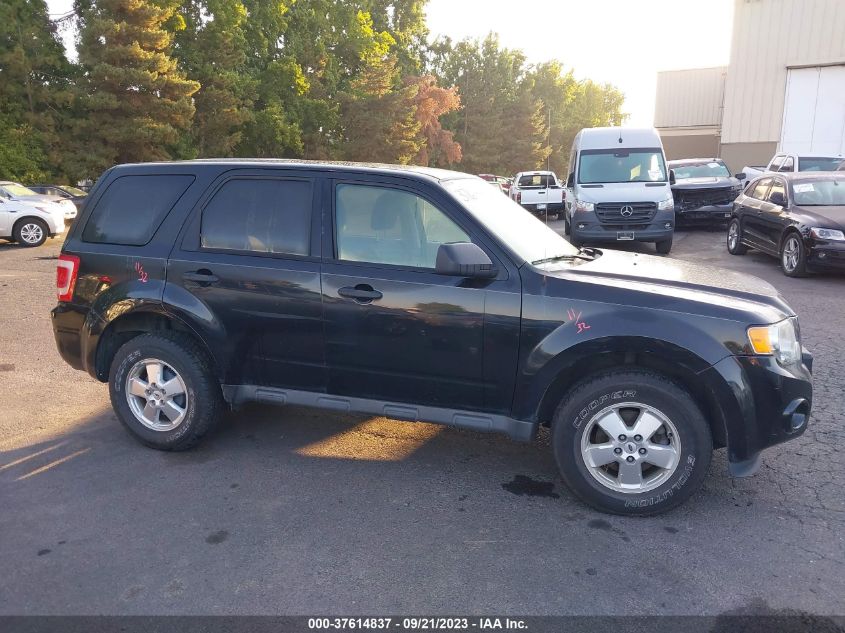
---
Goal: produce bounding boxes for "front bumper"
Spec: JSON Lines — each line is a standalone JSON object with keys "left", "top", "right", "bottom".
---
{"left": 676, "top": 203, "right": 733, "bottom": 224}
{"left": 807, "top": 239, "right": 845, "bottom": 271}
{"left": 702, "top": 350, "right": 813, "bottom": 475}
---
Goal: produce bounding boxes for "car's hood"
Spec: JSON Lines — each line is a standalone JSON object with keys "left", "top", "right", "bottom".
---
{"left": 672, "top": 176, "right": 739, "bottom": 190}
{"left": 794, "top": 205, "right": 845, "bottom": 231}
{"left": 544, "top": 249, "right": 792, "bottom": 321}
{"left": 13, "top": 193, "right": 64, "bottom": 203}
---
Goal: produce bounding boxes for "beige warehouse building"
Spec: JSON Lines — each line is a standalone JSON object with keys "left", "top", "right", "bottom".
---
{"left": 655, "top": 0, "right": 845, "bottom": 172}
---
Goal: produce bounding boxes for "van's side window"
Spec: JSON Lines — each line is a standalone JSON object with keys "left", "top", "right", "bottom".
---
{"left": 200, "top": 178, "right": 312, "bottom": 256}
{"left": 335, "top": 184, "right": 469, "bottom": 268}
{"left": 82, "top": 175, "right": 194, "bottom": 245}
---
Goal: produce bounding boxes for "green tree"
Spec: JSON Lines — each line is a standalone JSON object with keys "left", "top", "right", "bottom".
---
{"left": 174, "top": 0, "right": 256, "bottom": 157}
{"left": 71, "top": 0, "right": 200, "bottom": 177}
{"left": 0, "top": 0, "right": 73, "bottom": 181}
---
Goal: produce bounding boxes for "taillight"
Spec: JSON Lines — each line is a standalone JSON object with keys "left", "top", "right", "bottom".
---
{"left": 57, "top": 254, "right": 80, "bottom": 302}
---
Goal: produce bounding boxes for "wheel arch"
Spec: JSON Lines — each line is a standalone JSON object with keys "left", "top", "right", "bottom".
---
{"left": 532, "top": 337, "right": 729, "bottom": 450}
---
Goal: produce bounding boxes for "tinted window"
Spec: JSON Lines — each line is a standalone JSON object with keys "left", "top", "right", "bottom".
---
{"left": 201, "top": 179, "right": 311, "bottom": 256}
{"left": 83, "top": 175, "right": 194, "bottom": 245}
{"left": 750, "top": 178, "right": 772, "bottom": 201}
{"left": 767, "top": 179, "right": 786, "bottom": 203}
{"left": 335, "top": 184, "right": 469, "bottom": 268}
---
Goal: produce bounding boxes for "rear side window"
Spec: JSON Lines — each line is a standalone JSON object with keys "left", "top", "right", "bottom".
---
{"left": 200, "top": 178, "right": 312, "bottom": 256}
{"left": 750, "top": 178, "right": 772, "bottom": 200}
{"left": 82, "top": 175, "right": 194, "bottom": 245}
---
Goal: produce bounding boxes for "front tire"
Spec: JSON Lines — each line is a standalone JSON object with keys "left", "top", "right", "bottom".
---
{"left": 655, "top": 238, "right": 673, "bottom": 255}
{"left": 552, "top": 370, "right": 712, "bottom": 516}
{"left": 780, "top": 233, "right": 807, "bottom": 277}
{"left": 13, "top": 219, "right": 48, "bottom": 247}
{"left": 109, "top": 332, "right": 223, "bottom": 451}
{"left": 727, "top": 218, "right": 748, "bottom": 255}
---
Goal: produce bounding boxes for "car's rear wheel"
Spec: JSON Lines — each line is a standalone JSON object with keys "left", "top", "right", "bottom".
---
{"left": 656, "top": 238, "right": 673, "bottom": 255}
{"left": 13, "top": 219, "right": 48, "bottom": 247}
{"left": 109, "top": 332, "right": 223, "bottom": 450}
{"left": 780, "top": 233, "right": 807, "bottom": 277}
{"left": 563, "top": 212, "right": 571, "bottom": 235}
{"left": 727, "top": 218, "right": 748, "bottom": 255}
{"left": 552, "top": 370, "right": 712, "bottom": 516}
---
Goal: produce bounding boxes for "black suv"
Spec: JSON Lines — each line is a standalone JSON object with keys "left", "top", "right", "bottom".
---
{"left": 52, "top": 160, "right": 813, "bottom": 515}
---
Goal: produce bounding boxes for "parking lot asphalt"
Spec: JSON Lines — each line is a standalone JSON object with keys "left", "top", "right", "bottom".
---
{"left": 1, "top": 226, "right": 843, "bottom": 617}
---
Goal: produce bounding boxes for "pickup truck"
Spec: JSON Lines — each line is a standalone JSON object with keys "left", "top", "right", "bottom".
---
{"left": 742, "top": 153, "right": 844, "bottom": 187}
{"left": 51, "top": 160, "right": 812, "bottom": 516}
{"left": 510, "top": 170, "right": 565, "bottom": 219}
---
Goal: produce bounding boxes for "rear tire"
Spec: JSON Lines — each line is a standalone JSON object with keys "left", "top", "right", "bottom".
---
{"left": 564, "top": 213, "right": 571, "bottom": 235}
{"left": 552, "top": 370, "right": 712, "bottom": 516}
{"left": 656, "top": 238, "right": 673, "bottom": 255}
{"left": 109, "top": 332, "right": 223, "bottom": 451}
{"left": 13, "top": 219, "right": 48, "bottom": 247}
{"left": 727, "top": 218, "right": 748, "bottom": 255}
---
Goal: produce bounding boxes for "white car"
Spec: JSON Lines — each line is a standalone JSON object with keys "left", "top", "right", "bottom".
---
{"left": 0, "top": 197, "right": 65, "bottom": 247}
{"left": 0, "top": 181, "right": 78, "bottom": 223}
{"left": 741, "top": 153, "right": 844, "bottom": 187}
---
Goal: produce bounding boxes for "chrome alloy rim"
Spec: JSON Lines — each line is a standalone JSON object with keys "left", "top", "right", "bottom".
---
{"left": 20, "top": 223, "right": 44, "bottom": 244}
{"left": 580, "top": 402, "right": 682, "bottom": 493}
{"left": 728, "top": 221, "right": 739, "bottom": 250}
{"left": 125, "top": 358, "right": 188, "bottom": 431}
{"left": 782, "top": 236, "right": 800, "bottom": 272}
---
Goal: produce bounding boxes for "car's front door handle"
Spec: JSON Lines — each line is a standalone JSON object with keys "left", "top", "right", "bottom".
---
{"left": 183, "top": 270, "right": 219, "bottom": 285}
{"left": 338, "top": 285, "right": 383, "bottom": 304}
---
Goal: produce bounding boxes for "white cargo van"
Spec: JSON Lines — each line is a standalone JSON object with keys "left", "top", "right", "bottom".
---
{"left": 564, "top": 127, "right": 675, "bottom": 254}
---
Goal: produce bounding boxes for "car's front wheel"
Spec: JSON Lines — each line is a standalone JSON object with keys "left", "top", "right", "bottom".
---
{"left": 656, "top": 238, "right": 673, "bottom": 255}
{"left": 109, "top": 332, "right": 223, "bottom": 451}
{"left": 780, "top": 233, "right": 807, "bottom": 277}
{"left": 552, "top": 370, "right": 712, "bottom": 516}
{"left": 13, "top": 219, "right": 48, "bottom": 247}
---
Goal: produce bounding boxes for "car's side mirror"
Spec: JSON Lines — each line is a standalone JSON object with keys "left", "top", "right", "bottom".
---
{"left": 435, "top": 242, "right": 497, "bottom": 279}
{"left": 769, "top": 192, "right": 787, "bottom": 206}
{"left": 669, "top": 169, "right": 676, "bottom": 185}
{"left": 566, "top": 172, "right": 574, "bottom": 188}
{"left": 735, "top": 172, "right": 746, "bottom": 180}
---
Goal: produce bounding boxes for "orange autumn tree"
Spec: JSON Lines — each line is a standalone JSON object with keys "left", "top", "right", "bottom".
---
{"left": 405, "top": 75, "right": 462, "bottom": 167}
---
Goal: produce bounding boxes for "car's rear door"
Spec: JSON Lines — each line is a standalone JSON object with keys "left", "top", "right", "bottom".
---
{"left": 166, "top": 168, "right": 325, "bottom": 391}
{"left": 320, "top": 175, "right": 519, "bottom": 414}
{"left": 740, "top": 177, "right": 773, "bottom": 251}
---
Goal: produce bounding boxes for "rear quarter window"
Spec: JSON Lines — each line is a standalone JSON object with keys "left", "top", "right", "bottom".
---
{"left": 82, "top": 174, "right": 195, "bottom": 245}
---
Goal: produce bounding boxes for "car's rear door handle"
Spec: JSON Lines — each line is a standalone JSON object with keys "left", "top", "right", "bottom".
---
{"left": 183, "top": 270, "right": 219, "bottom": 284}
{"left": 338, "top": 285, "right": 383, "bottom": 304}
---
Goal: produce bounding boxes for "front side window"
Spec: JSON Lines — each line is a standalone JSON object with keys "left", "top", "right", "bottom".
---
{"left": 578, "top": 148, "right": 667, "bottom": 184}
{"left": 335, "top": 184, "right": 469, "bottom": 269}
{"left": 83, "top": 174, "right": 195, "bottom": 245}
{"left": 779, "top": 157, "right": 794, "bottom": 172}
{"left": 201, "top": 178, "right": 312, "bottom": 256}
{"left": 769, "top": 156, "right": 784, "bottom": 172}
{"left": 767, "top": 179, "right": 787, "bottom": 204}
{"left": 750, "top": 178, "right": 772, "bottom": 201}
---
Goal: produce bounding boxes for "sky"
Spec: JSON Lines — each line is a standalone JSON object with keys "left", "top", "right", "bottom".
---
{"left": 47, "top": 0, "right": 735, "bottom": 126}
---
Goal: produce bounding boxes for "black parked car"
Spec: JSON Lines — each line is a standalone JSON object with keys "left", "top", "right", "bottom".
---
{"left": 668, "top": 158, "right": 745, "bottom": 225}
{"left": 52, "top": 160, "right": 812, "bottom": 516}
{"left": 28, "top": 184, "right": 88, "bottom": 212}
{"left": 727, "top": 172, "right": 845, "bottom": 277}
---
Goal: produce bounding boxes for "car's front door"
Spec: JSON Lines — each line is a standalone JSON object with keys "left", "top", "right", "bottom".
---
{"left": 740, "top": 177, "right": 773, "bottom": 251}
{"left": 759, "top": 177, "right": 791, "bottom": 250}
{"left": 166, "top": 169, "right": 325, "bottom": 390}
{"left": 320, "top": 178, "right": 515, "bottom": 413}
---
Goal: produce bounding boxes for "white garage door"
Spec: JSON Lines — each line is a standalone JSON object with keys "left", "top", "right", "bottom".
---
{"left": 781, "top": 66, "right": 845, "bottom": 155}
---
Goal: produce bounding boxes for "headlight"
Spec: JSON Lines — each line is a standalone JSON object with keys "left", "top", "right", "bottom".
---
{"left": 809, "top": 227, "right": 845, "bottom": 241}
{"left": 658, "top": 196, "right": 674, "bottom": 211}
{"left": 573, "top": 199, "right": 594, "bottom": 212}
{"left": 748, "top": 318, "right": 802, "bottom": 367}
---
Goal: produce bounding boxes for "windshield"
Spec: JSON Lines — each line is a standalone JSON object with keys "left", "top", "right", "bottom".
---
{"left": 799, "top": 157, "right": 843, "bottom": 172}
{"left": 671, "top": 161, "right": 731, "bottom": 179}
{"left": 792, "top": 178, "right": 845, "bottom": 206}
{"left": 0, "top": 183, "right": 37, "bottom": 197}
{"left": 443, "top": 178, "right": 578, "bottom": 263}
{"left": 579, "top": 148, "right": 667, "bottom": 184}
{"left": 61, "top": 185, "right": 87, "bottom": 196}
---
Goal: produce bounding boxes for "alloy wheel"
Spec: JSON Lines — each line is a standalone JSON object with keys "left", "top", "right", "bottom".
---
{"left": 20, "top": 223, "right": 44, "bottom": 245}
{"left": 580, "top": 402, "right": 681, "bottom": 493}
{"left": 782, "top": 236, "right": 800, "bottom": 273}
{"left": 728, "top": 221, "right": 739, "bottom": 250}
{"left": 125, "top": 358, "right": 188, "bottom": 431}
